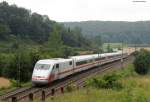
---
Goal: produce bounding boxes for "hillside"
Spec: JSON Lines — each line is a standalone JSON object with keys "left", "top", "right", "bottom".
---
{"left": 63, "top": 21, "right": 150, "bottom": 44}
{"left": 0, "top": 1, "right": 91, "bottom": 48}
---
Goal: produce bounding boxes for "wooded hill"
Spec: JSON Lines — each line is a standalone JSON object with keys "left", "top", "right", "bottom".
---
{"left": 63, "top": 21, "right": 150, "bottom": 44}
{"left": 0, "top": 1, "right": 91, "bottom": 48}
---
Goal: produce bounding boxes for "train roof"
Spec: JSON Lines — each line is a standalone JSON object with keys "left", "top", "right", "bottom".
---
{"left": 70, "top": 53, "right": 106, "bottom": 61}
{"left": 70, "top": 51, "right": 122, "bottom": 61}
{"left": 36, "top": 51, "right": 123, "bottom": 64}
{"left": 37, "top": 58, "right": 72, "bottom": 65}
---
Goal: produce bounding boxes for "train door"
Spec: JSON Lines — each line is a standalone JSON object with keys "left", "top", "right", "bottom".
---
{"left": 72, "top": 60, "right": 75, "bottom": 72}
{"left": 72, "top": 59, "right": 76, "bottom": 73}
{"left": 55, "top": 63, "right": 59, "bottom": 79}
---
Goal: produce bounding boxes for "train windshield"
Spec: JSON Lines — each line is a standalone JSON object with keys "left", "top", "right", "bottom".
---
{"left": 35, "top": 64, "right": 50, "bottom": 70}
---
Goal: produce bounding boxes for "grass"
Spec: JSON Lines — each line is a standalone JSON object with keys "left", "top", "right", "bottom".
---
{"left": 0, "top": 80, "right": 32, "bottom": 96}
{"left": 42, "top": 63, "right": 150, "bottom": 102}
{"left": 103, "top": 43, "right": 127, "bottom": 49}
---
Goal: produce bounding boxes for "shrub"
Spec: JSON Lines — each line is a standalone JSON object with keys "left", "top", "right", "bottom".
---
{"left": 133, "top": 49, "right": 150, "bottom": 75}
{"left": 120, "top": 87, "right": 148, "bottom": 102}
{"left": 65, "top": 84, "right": 76, "bottom": 92}
{"left": 131, "top": 50, "right": 139, "bottom": 57}
{"left": 10, "top": 79, "right": 18, "bottom": 87}
{"left": 2, "top": 49, "right": 40, "bottom": 82}
{"left": 87, "top": 73, "right": 122, "bottom": 89}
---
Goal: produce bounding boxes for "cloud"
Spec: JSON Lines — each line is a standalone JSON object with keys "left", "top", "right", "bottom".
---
{"left": 1, "top": 0, "right": 150, "bottom": 21}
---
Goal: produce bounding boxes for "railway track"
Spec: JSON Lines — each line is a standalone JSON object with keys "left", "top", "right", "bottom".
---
{"left": 0, "top": 87, "right": 33, "bottom": 100}
{"left": 0, "top": 56, "right": 132, "bottom": 102}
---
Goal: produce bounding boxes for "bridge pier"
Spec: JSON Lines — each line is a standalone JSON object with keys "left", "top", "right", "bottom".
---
{"left": 51, "top": 88, "right": 55, "bottom": 100}
{"left": 61, "top": 87, "right": 64, "bottom": 94}
{"left": 29, "top": 93, "right": 33, "bottom": 101}
{"left": 12, "top": 97, "right": 17, "bottom": 102}
{"left": 42, "top": 90, "right": 45, "bottom": 102}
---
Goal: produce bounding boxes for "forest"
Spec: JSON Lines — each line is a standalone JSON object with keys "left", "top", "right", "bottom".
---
{"left": 63, "top": 21, "right": 150, "bottom": 44}
{"left": 0, "top": 2, "right": 102, "bottom": 82}
{"left": 0, "top": 2, "right": 92, "bottom": 47}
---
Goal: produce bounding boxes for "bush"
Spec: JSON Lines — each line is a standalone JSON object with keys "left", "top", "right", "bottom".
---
{"left": 10, "top": 79, "right": 18, "bottom": 87}
{"left": 133, "top": 49, "right": 150, "bottom": 75}
{"left": 65, "top": 84, "right": 76, "bottom": 92}
{"left": 0, "top": 54, "right": 3, "bottom": 76}
{"left": 2, "top": 49, "right": 40, "bottom": 82}
{"left": 87, "top": 73, "right": 122, "bottom": 89}
{"left": 120, "top": 87, "right": 148, "bottom": 102}
{"left": 131, "top": 51, "right": 139, "bottom": 57}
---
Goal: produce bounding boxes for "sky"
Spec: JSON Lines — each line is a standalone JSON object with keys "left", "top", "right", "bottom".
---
{"left": 0, "top": 0, "right": 150, "bottom": 22}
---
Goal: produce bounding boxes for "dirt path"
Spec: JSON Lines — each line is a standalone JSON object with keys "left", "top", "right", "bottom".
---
{"left": 0, "top": 77, "right": 10, "bottom": 88}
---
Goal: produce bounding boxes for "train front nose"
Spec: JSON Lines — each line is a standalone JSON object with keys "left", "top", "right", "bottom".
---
{"left": 32, "top": 76, "right": 49, "bottom": 85}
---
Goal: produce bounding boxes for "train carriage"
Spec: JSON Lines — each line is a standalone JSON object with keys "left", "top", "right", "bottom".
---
{"left": 32, "top": 51, "right": 128, "bottom": 85}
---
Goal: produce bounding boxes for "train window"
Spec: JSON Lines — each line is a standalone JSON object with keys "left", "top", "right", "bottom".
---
{"left": 76, "top": 60, "right": 87, "bottom": 66}
{"left": 87, "top": 59, "right": 92, "bottom": 63}
{"left": 35, "top": 64, "right": 50, "bottom": 70}
{"left": 56, "top": 64, "right": 59, "bottom": 68}
{"left": 95, "top": 57, "right": 105, "bottom": 61}
{"left": 95, "top": 58, "right": 100, "bottom": 61}
{"left": 90, "top": 59, "right": 93, "bottom": 62}
{"left": 69, "top": 61, "right": 72, "bottom": 65}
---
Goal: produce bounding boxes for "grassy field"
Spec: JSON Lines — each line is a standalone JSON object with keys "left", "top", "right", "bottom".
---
{"left": 103, "top": 43, "right": 127, "bottom": 49}
{"left": 42, "top": 64, "right": 150, "bottom": 102}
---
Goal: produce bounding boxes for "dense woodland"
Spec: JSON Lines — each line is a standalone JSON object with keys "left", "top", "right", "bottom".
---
{"left": 63, "top": 21, "right": 150, "bottom": 44}
{"left": 0, "top": 2, "right": 101, "bottom": 82}
{"left": 0, "top": 2, "right": 92, "bottom": 48}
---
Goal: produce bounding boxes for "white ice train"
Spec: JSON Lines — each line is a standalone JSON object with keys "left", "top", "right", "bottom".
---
{"left": 32, "top": 51, "right": 128, "bottom": 85}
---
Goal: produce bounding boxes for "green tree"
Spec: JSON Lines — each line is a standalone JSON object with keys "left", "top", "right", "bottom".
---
{"left": 47, "top": 26, "right": 64, "bottom": 57}
{"left": 0, "top": 24, "right": 11, "bottom": 39}
{"left": 94, "top": 35, "right": 102, "bottom": 47}
{"left": 107, "top": 44, "right": 113, "bottom": 52}
{"left": 48, "top": 27, "right": 63, "bottom": 47}
{"left": 0, "top": 1, "right": 91, "bottom": 48}
{"left": 0, "top": 54, "right": 5, "bottom": 76}
{"left": 134, "top": 49, "right": 150, "bottom": 75}
{"left": 62, "top": 46, "right": 77, "bottom": 58}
